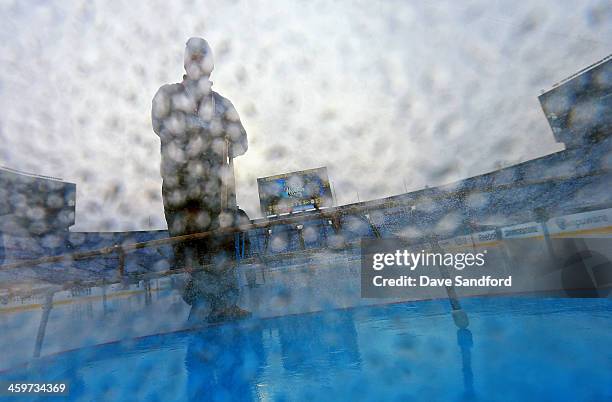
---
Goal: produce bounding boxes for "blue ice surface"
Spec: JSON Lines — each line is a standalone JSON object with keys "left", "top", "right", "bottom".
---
{"left": 1, "top": 296, "right": 611, "bottom": 402}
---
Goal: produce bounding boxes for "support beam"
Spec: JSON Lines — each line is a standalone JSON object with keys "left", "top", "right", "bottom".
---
{"left": 33, "top": 290, "right": 55, "bottom": 358}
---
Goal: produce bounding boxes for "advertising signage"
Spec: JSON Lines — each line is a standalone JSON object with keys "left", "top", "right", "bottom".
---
{"left": 257, "top": 167, "right": 333, "bottom": 216}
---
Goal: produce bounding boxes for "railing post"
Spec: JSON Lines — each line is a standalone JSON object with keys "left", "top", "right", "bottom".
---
{"left": 534, "top": 207, "right": 557, "bottom": 261}
{"left": 102, "top": 280, "right": 108, "bottom": 315}
{"left": 296, "top": 224, "right": 306, "bottom": 250}
{"left": 263, "top": 229, "right": 271, "bottom": 255}
{"left": 144, "top": 279, "right": 152, "bottom": 305}
{"left": 33, "top": 290, "right": 55, "bottom": 358}
{"left": 116, "top": 245, "right": 125, "bottom": 279}
{"left": 496, "top": 227, "right": 514, "bottom": 275}
{"left": 430, "top": 236, "right": 469, "bottom": 329}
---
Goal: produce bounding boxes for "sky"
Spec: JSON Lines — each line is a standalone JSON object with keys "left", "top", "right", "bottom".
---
{"left": 0, "top": 0, "right": 611, "bottom": 231}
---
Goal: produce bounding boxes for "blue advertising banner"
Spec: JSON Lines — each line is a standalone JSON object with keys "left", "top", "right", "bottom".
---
{"left": 257, "top": 167, "right": 333, "bottom": 216}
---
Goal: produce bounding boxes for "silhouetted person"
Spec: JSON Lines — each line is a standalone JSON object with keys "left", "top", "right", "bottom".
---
{"left": 152, "top": 37, "right": 249, "bottom": 321}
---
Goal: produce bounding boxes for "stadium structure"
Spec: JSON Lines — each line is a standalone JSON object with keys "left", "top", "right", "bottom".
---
{"left": 0, "top": 167, "right": 75, "bottom": 265}
{"left": 2, "top": 56, "right": 610, "bottom": 270}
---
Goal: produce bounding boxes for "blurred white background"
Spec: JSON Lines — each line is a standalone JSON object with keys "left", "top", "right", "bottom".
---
{"left": 0, "top": 0, "right": 610, "bottom": 230}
